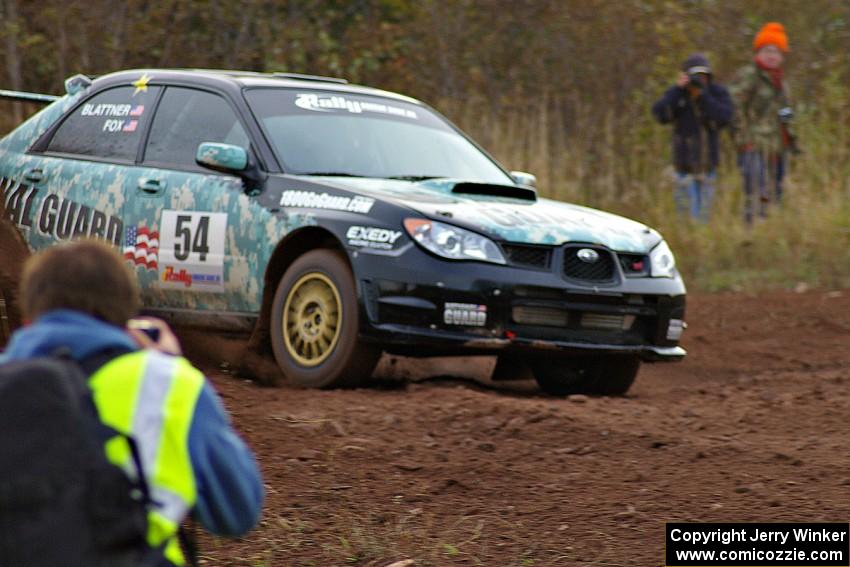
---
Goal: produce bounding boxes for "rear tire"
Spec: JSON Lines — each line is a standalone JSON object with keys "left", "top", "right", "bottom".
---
{"left": 532, "top": 356, "right": 640, "bottom": 396}
{"left": 270, "top": 249, "right": 379, "bottom": 388}
{"left": 0, "top": 216, "right": 28, "bottom": 348}
{"left": 0, "top": 284, "right": 14, "bottom": 348}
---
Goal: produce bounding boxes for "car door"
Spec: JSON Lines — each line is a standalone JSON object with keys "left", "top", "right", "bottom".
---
{"left": 3, "top": 85, "right": 160, "bottom": 253}
{"left": 122, "top": 85, "right": 267, "bottom": 314}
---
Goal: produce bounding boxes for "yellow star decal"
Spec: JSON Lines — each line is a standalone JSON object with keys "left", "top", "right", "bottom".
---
{"left": 132, "top": 73, "right": 152, "bottom": 96}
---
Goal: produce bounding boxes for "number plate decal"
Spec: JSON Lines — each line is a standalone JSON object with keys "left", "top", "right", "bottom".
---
{"left": 158, "top": 210, "right": 227, "bottom": 292}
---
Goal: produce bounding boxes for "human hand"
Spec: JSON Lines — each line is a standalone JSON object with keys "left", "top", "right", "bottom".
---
{"left": 676, "top": 72, "right": 689, "bottom": 88}
{"left": 127, "top": 317, "right": 183, "bottom": 356}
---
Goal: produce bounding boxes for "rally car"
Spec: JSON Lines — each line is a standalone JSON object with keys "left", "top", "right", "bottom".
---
{"left": 0, "top": 69, "right": 686, "bottom": 394}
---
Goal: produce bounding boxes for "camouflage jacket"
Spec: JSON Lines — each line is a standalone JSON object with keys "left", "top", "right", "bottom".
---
{"left": 728, "top": 63, "right": 797, "bottom": 154}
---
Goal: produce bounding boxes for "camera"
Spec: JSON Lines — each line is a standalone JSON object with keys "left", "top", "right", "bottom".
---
{"left": 778, "top": 107, "right": 794, "bottom": 124}
{"left": 127, "top": 319, "right": 161, "bottom": 342}
{"left": 688, "top": 73, "right": 706, "bottom": 89}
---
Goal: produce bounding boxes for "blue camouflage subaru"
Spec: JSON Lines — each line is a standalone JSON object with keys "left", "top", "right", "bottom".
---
{"left": 0, "top": 69, "right": 686, "bottom": 394}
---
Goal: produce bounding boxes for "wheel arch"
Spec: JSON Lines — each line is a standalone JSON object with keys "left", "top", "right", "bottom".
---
{"left": 248, "top": 226, "right": 350, "bottom": 353}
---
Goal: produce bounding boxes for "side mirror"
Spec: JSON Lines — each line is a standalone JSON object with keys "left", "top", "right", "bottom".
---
{"left": 64, "top": 74, "right": 92, "bottom": 96}
{"left": 510, "top": 171, "right": 537, "bottom": 188}
{"left": 195, "top": 142, "right": 248, "bottom": 173}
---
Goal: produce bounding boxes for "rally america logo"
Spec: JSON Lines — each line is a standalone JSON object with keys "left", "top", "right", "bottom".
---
{"left": 294, "top": 93, "right": 418, "bottom": 119}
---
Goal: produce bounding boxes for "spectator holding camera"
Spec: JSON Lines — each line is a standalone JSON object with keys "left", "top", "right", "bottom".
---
{"left": 0, "top": 240, "right": 263, "bottom": 566}
{"left": 652, "top": 53, "right": 733, "bottom": 222}
{"left": 729, "top": 22, "right": 799, "bottom": 224}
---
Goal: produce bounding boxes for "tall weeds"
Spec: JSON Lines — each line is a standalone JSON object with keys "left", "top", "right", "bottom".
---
{"left": 443, "top": 83, "right": 850, "bottom": 292}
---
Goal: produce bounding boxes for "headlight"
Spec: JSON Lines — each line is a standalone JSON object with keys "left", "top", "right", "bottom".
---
{"left": 649, "top": 240, "right": 677, "bottom": 278}
{"left": 403, "top": 218, "right": 506, "bottom": 264}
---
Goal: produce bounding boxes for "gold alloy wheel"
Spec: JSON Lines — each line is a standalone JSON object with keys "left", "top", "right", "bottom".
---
{"left": 282, "top": 272, "right": 343, "bottom": 367}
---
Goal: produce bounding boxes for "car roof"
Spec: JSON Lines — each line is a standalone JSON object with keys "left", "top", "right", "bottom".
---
{"left": 91, "top": 68, "right": 423, "bottom": 106}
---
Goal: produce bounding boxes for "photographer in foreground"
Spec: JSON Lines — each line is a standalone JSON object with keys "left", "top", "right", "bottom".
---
{"left": 652, "top": 53, "right": 733, "bottom": 223}
{"left": 0, "top": 240, "right": 263, "bottom": 566}
{"left": 729, "top": 22, "right": 799, "bottom": 224}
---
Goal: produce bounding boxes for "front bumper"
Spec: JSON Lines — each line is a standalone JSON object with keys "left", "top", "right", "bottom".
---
{"left": 351, "top": 243, "right": 687, "bottom": 361}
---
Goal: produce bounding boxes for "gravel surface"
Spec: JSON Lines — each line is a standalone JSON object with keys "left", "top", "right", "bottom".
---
{"left": 182, "top": 290, "right": 850, "bottom": 566}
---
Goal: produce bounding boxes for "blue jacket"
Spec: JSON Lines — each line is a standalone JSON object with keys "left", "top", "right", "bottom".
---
{"left": 0, "top": 310, "right": 263, "bottom": 536}
{"left": 652, "top": 82, "right": 734, "bottom": 173}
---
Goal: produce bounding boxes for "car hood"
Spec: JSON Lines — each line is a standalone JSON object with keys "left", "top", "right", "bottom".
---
{"left": 313, "top": 177, "right": 662, "bottom": 253}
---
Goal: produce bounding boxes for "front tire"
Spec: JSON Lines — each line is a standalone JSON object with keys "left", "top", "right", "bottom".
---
{"left": 532, "top": 356, "right": 640, "bottom": 396}
{"left": 270, "top": 249, "right": 379, "bottom": 388}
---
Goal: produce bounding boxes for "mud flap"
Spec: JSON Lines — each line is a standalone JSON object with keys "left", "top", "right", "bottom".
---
{"left": 0, "top": 288, "right": 9, "bottom": 346}
{"left": 491, "top": 355, "right": 534, "bottom": 381}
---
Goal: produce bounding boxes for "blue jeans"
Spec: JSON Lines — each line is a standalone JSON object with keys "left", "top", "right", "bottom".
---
{"left": 675, "top": 171, "right": 715, "bottom": 223}
{"left": 739, "top": 151, "right": 785, "bottom": 224}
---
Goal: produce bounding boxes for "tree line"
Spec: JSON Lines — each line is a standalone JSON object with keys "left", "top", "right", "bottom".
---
{"left": 3, "top": 1, "right": 848, "bottom": 190}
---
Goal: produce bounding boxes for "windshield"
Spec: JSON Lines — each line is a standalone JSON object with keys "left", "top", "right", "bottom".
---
{"left": 244, "top": 88, "right": 514, "bottom": 184}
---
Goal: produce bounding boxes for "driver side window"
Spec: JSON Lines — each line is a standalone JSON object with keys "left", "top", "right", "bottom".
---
{"left": 144, "top": 87, "right": 249, "bottom": 170}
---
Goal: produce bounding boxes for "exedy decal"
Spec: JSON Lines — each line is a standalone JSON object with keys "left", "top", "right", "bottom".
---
{"left": 346, "top": 225, "right": 403, "bottom": 250}
{"left": 1, "top": 178, "right": 122, "bottom": 245}
{"left": 280, "top": 190, "right": 375, "bottom": 214}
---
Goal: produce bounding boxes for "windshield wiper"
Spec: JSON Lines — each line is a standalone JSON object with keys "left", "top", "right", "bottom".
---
{"left": 385, "top": 175, "right": 446, "bottom": 182}
{"left": 297, "top": 172, "right": 365, "bottom": 177}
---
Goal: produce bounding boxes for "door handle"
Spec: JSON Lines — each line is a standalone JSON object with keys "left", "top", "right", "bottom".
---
{"left": 23, "top": 168, "right": 44, "bottom": 183}
{"left": 138, "top": 178, "right": 166, "bottom": 195}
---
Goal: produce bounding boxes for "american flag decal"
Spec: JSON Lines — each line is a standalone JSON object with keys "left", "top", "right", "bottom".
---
{"left": 123, "top": 225, "right": 159, "bottom": 270}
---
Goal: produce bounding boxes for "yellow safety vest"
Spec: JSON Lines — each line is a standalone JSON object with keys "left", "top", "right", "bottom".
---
{"left": 89, "top": 350, "right": 204, "bottom": 566}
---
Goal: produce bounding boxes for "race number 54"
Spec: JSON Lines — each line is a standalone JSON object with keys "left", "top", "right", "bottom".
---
{"left": 174, "top": 214, "right": 209, "bottom": 261}
{"left": 159, "top": 210, "right": 227, "bottom": 292}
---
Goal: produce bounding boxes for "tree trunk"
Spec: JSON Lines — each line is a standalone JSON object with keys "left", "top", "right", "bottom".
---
{"left": 4, "top": 0, "right": 24, "bottom": 124}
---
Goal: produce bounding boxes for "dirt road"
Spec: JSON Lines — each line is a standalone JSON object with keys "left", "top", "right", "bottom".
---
{"left": 188, "top": 290, "right": 850, "bottom": 566}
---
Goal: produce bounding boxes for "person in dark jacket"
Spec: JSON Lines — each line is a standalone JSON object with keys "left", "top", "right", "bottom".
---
{"left": 652, "top": 53, "right": 734, "bottom": 222}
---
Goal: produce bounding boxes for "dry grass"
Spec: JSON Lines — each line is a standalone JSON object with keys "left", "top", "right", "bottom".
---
{"left": 445, "top": 90, "right": 850, "bottom": 292}
{"left": 202, "top": 505, "right": 567, "bottom": 566}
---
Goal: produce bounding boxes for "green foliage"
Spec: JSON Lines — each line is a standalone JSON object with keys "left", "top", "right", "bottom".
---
{"left": 1, "top": 0, "right": 849, "bottom": 290}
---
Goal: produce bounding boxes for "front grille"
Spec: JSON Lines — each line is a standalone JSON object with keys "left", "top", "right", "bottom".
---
{"left": 581, "top": 313, "right": 635, "bottom": 331}
{"left": 562, "top": 246, "right": 616, "bottom": 283}
{"left": 512, "top": 305, "right": 569, "bottom": 327}
{"left": 502, "top": 244, "right": 552, "bottom": 269}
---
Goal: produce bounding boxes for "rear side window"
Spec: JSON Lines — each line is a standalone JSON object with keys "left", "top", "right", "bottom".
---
{"left": 47, "top": 85, "right": 160, "bottom": 161}
{"left": 144, "top": 87, "right": 249, "bottom": 169}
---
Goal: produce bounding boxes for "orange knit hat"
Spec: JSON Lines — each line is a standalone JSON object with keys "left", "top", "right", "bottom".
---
{"left": 754, "top": 22, "right": 789, "bottom": 52}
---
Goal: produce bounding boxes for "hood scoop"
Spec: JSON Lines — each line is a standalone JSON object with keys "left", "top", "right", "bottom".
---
{"left": 451, "top": 182, "right": 537, "bottom": 201}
